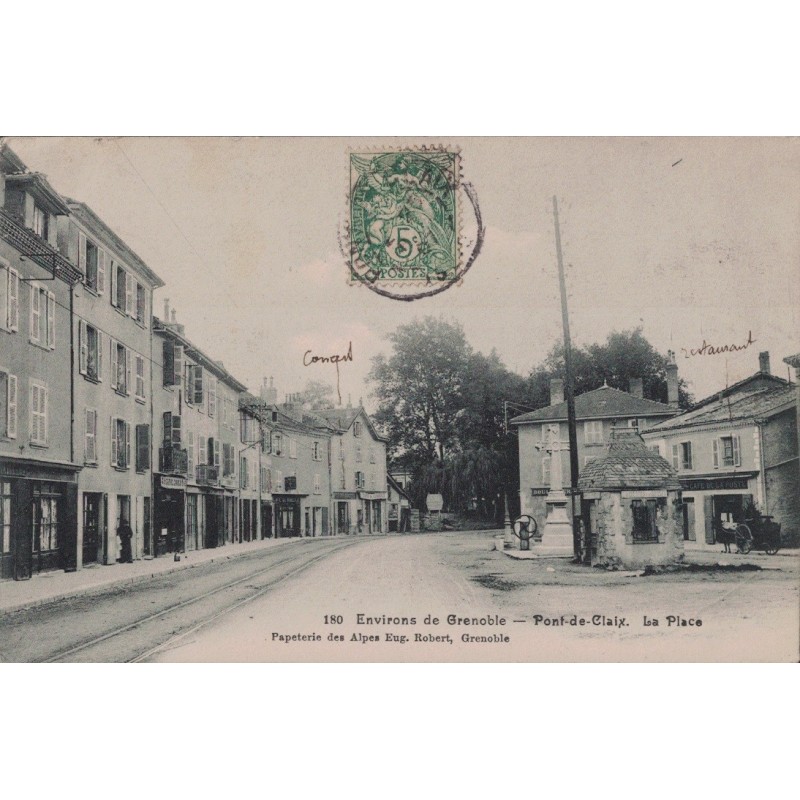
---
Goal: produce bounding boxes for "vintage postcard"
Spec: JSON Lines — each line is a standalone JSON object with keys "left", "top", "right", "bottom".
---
{"left": 0, "top": 136, "right": 797, "bottom": 663}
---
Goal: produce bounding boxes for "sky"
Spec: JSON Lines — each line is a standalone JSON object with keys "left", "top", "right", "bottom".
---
{"left": 8, "top": 137, "right": 799, "bottom": 409}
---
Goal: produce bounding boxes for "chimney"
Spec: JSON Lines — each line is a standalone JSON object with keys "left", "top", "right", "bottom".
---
{"left": 759, "top": 351, "right": 771, "bottom": 375}
{"left": 163, "top": 298, "right": 170, "bottom": 320}
{"left": 666, "top": 349, "right": 679, "bottom": 408}
{"left": 260, "top": 376, "right": 278, "bottom": 405}
{"left": 629, "top": 377, "right": 643, "bottom": 399}
{"left": 347, "top": 394, "right": 352, "bottom": 409}
{"left": 170, "top": 309, "right": 177, "bottom": 324}
{"left": 550, "top": 378, "right": 564, "bottom": 406}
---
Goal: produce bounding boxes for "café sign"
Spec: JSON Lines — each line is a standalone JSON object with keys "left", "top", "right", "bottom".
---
{"left": 161, "top": 475, "right": 187, "bottom": 490}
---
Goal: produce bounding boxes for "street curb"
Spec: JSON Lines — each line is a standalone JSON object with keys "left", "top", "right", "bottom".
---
{"left": 0, "top": 538, "right": 305, "bottom": 616}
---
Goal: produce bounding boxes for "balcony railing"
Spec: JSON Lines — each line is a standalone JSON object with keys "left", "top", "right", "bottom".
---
{"left": 159, "top": 446, "right": 188, "bottom": 475}
{"left": 196, "top": 465, "right": 219, "bottom": 486}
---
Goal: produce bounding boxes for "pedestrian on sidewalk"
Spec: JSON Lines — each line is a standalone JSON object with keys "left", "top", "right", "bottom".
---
{"left": 118, "top": 518, "right": 134, "bottom": 563}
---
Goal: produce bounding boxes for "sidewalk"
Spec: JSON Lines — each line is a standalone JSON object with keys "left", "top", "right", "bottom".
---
{"left": 0, "top": 537, "right": 305, "bottom": 615}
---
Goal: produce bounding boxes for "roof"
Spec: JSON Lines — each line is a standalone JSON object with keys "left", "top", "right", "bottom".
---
{"left": 387, "top": 474, "right": 410, "bottom": 501}
{"left": 312, "top": 406, "right": 388, "bottom": 442}
{"left": 578, "top": 428, "right": 681, "bottom": 491}
{"left": 153, "top": 317, "right": 248, "bottom": 392}
{"left": 510, "top": 385, "right": 677, "bottom": 425}
{"left": 681, "top": 372, "right": 789, "bottom": 414}
{"left": 66, "top": 199, "right": 165, "bottom": 289}
{"left": 5, "top": 173, "right": 71, "bottom": 216}
{"left": 783, "top": 353, "right": 800, "bottom": 368}
{"left": 644, "top": 382, "right": 796, "bottom": 434}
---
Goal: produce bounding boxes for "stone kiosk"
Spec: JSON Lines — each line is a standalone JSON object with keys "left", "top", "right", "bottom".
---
{"left": 578, "top": 428, "right": 684, "bottom": 569}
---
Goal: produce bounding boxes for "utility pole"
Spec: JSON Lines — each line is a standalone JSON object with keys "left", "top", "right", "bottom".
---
{"left": 553, "top": 196, "right": 582, "bottom": 559}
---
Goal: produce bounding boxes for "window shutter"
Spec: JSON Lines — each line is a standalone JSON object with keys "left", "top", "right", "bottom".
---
{"left": 29, "top": 385, "right": 37, "bottom": 442}
{"left": 79, "top": 320, "right": 88, "bottom": 374}
{"left": 110, "top": 262, "right": 118, "bottom": 307}
{"left": 207, "top": 437, "right": 214, "bottom": 466}
{"left": 162, "top": 339, "right": 174, "bottom": 386}
{"left": 96, "top": 332, "right": 103, "bottom": 381}
{"left": 162, "top": 411, "right": 172, "bottom": 446}
{"left": 42, "top": 386, "right": 48, "bottom": 443}
{"left": 30, "top": 284, "right": 40, "bottom": 342}
{"left": 703, "top": 495, "right": 715, "bottom": 544}
{"left": 136, "top": 424, "right": 150, "bottom": 471}
{"left": 85, "top": 409, "right": 96, "bottom": 462}
{"left": 193, "top": 366, "right": 204, "bottom": 405}
{"left": 47, "top": 292, "right": 55, "bottom": 348}
{"left": 125, "top": 272, "right": 133, "bottom": 315}
{"left": 110, "top": 339, "right": 118, "bottom": 389}
{"left": 0, "top": 266, "right": 7, "bottom": 331}
{"left": 712, "top": 439, "right": 719, "bottom": 469}
{"left": 125, "top": 347, "right": 132, "bottom": 394}
{"left": 171, "top": 414, "right": 181, "bottom": 447}
{"left": 78, "top": 232, "right": 87, "bottom": 272}
{"left": 186, "top": 430, "right": 194, "bottom": 473}
{"left": 672, "top": 444, "right": 679, "bottom": 470}
{"left": 174, "top": 345, "right": 183, "bottom": 387}
{"left": 142, "top": 287, "right": 148, "bottom": 327}
{"left": 8, "top": 269, "right": 19, "bottom": 331}
{"left": 214, "top": 443, "right": 220, "bottom": 470}
{"left": 97, "top": 249, "right": 106, "bottom": 294}
{"left": 199, "top": 436, "right": 207, "bottom": 466}
{"left": 732, "top": 435, "right": 741, "bottom": 467}
{"left": 111, "top": 417, "right": 118, "bottom": 465}
{"left": 7, "top": 374, "right": 17, "bottom": 439}
{"left": 125, "top": 422, "right": 131, "bottom": 468}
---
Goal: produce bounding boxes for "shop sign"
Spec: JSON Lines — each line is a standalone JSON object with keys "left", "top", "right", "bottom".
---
{"left": 681, "top": 477, "right": 750, "bottom": 491}
{"left": 531, "top": 487, "right": 580, "bottom": 497}
{"left": 161, "top": 475, "right": 187, "bottom": 490}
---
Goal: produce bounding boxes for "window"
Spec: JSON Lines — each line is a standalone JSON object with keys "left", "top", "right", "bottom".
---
{"left": 111, "top": 418, "right": 131, "bottom": 469}
{"left": 135, "top": 355, "right": 146, "bottom": 401}
{"left": 369, "top": 448, "right": 376, "bottom": 464}
{"left": 184, "top": 362, "right": 193, "bottom": 403}
{"left": 81, "top": 236, "right": 105, "bottom": 295}
{"left": 289, "top": 437, "right": 297, "bottom": 459}
{"left": 29, "top": 381, "right": 48, "bottom": 445}
{"left": 631, "top": 499, "right": 660, "bottom": 543}
{"left": 1, "top": 481, "right": 11, "bottom": 555}
{"left": 135, "top": 283, "right": 147, "bottom": 325}
{"left": 261, "top": 467, "right": 269, "bottom": 493}
{"left": 314, "top": 473, "right": 321, "bottom": 494}
{"left": 262, "top": 429, "right": 272, "bottom": 455}
{"left": 713, "top": 435, "right": 741, "bottom": 469}
{"left": 32, "top": 492, "right": 58, "bottom": 554}
{"left": 353, "top": 421, "right": 362, "bottom": 437}
{"left": 680, "top": 441, "right": 693, "bottom": 470}
{"left": 542, "top": 456, "right": 551, "bottom": 484}
{"left": 355, "top": 471, "right": 365, "bottom": 489}
{"left": 135, "top": 424, "right": 150, "bottom": 472}
{"left": 29, "top": 284, "right": 55, "bottom": 349}
{"left": 369, "top": 471, "right": 376, "bottom": 489}
{"left": 0, "top": 371, "right": 18, "bottom": 439}
{"left": 584, "top": 420, "right": 603, "bottom": 445}
{"left": 111, "top": 261, "right": 126, "bottom": 310}
{"left": 84, "top": 408, "right": 97, "bottom": 463}
{"left": 649, "top": 444, "right": 663, "bottom": 457}
{"left": 78, "top": 321, "right": 103, "bottom": 381}
{"left": 191, "top": 365, "right": 204, "bottom": 405}
{"left": 223, "top": 443, "right": 235, "bottom": 477}
{"left": 275, "top": 470, "right": 283, "bottom": 492}
{"left": 1, "top": 265, "right": 20, "bottom": 331}
{"left": 110, "top": 341, "right": 131, "bottom": 394}
{"left": 627, "top": 418, "right": 640, "bottom": 431}
{"left": 199, "top": 435, "right": 207, "bottom": 466}
{"left": 355, "top": 444, "right": 362, "bottom": 463}
{"left": 313, "top": 440, "right": 321, "bottom": 461}
{"left": 32, "top": 204, "right": 48, "bottom": 239}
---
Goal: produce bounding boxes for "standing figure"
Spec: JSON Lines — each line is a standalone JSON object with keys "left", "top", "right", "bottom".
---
{"left": 118, "top": 518, "right": 134, "bottom": 563}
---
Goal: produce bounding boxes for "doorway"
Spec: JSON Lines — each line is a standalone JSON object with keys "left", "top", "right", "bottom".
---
{"left": 82, "top": 493, "right": 102, "bottom": 565}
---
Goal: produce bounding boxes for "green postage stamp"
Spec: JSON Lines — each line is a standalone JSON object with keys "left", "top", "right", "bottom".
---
{"left": 348, "top": 148, "right": 478, "bottom": 298}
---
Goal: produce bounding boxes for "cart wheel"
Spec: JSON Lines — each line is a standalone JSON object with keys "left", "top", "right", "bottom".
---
{"left": 735, "top": 524, "right": 752, "bottom": 554}
{"left": 764, "top": 540, "right": 780, "bottom": 556}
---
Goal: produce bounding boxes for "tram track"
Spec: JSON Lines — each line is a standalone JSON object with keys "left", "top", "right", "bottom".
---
{"left": 35, "top": 538, "right": 358, "bottom": 663}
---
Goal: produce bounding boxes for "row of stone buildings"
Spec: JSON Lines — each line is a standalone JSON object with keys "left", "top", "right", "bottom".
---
{"left": 511, "top": 349, "right": 800, "bottom": 558}
{"left": 0, "top": 141, "right": 389, "bottom": 580}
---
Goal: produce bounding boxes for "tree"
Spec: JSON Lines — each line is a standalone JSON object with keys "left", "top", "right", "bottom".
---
{"left": 369, "top": 317, "right": 471, "bottom": 466}
{"left": 528, "top": 328, "right": 693, "bottom": 408}
{"left": 297, "top": 380, "right": 335, "bottom": 410}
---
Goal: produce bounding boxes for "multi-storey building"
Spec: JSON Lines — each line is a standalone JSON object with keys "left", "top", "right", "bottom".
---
{"left": 313, "top": 405, "right": 388, "bottom": 535}
{"left": 510, "top": 372, "right": 678, "bottom": 531}
{"left": 238, "top": 392, "right": 272, "bottom": 541}
{"left": 153, "top": 305, "right": 248, "bottom": 555}
{"left": 642, "top": 352, "right": 798, "bottom": 549}
{"left": 62, "top": 200, "right": 164, "bottom": 566}
{"left": 0, "top": 143, "right": 83, "bottom": 579}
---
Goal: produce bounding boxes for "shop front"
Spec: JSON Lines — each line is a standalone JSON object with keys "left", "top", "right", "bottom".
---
{"left": 153, "top": 474, "right": 186, "bottom": 555}
{"left": 333, "top": 491, "right": 357, "bottom": 535}
{"left": 274, "top": 494, "right": 304, "bottom": 537}
{"left": 678, "top": 474, "right": 757, "bottom": 548}
{"left": 0, "top": 457, "right": 80, "bottom": 580}
{"left": 360, "top": 491, "right": 387, "bottom": 534}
